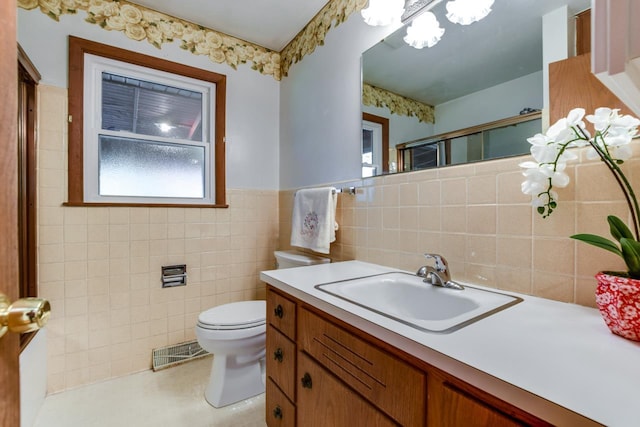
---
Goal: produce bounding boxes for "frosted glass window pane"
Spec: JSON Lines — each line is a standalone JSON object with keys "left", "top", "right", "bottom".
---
{"left": 99, "top": 135, "right": 205, "bottom": 198}
{"left": 102, "top": 73, "right": 203, "bottom": 141}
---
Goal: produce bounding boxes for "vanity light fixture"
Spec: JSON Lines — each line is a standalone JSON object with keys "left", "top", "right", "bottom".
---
{"left": 362, "top": 0, "right": 494, "bottom": 49}
{"left": 403, "top": 11, "right": 444, "bottom": 49}
{"left": 360, "top": 0, "right": 405, "bottom": 26}
{"left": 445, "top": 0, "right": 494, "bottom": 25}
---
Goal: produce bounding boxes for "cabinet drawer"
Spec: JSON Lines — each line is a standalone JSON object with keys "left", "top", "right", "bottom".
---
{"left": 299, "top": 308, "right": 426, "bottom": 427}
{"left": 267, "top": 289, "right": 296, "bottom": 339}
{"left": 266, "top": 378, "right": 295, "bottom": 427}
{"left": 266, "top": 325, "right": 296, "bottom": 401}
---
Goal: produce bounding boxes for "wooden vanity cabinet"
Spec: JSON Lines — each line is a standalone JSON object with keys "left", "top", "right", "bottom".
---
{"left": 265, "top": 286, "right": 551, "bottom": 427}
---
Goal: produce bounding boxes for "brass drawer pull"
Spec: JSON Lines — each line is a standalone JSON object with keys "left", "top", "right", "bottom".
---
{"left": 274, "top": 304, "right": 284, "bottom": 318}
{"left": 274, "top": 347, "right": 284, "bottom": 362}
{"left": 301, "top": 372, "right": 313, "bottom": 389}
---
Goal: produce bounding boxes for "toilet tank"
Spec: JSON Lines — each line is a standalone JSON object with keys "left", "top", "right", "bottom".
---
{"left": 274, "top": 250, "right": 331, "bottom": 269}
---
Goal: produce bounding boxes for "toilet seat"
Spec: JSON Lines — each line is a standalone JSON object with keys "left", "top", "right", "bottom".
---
{"left": 197, "top": 300, "right": 266, "bottom": 330}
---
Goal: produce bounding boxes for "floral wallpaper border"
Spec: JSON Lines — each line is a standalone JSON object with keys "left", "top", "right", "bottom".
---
{"left": 280, "top": 0, "right": 368, "bottom": 77}
{"left": 18, "top": 0, "right": 371, "bottom": 81}
{"left": 362, "top": 83, "right": 435, "bottom": 123}
{"left": 18, "top": 0, "right": 281, "bottom": 80}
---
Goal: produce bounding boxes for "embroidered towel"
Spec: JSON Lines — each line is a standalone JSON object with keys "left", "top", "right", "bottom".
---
{"left": 290, "top": 187, "right": 338, "bottom": 254}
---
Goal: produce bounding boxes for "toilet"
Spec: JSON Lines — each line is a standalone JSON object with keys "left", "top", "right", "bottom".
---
{"left": 274, "top": 249, "right": 331, "bottom": 269}
{"left": 195, "top": 250, "right": 330, "bottom": 407}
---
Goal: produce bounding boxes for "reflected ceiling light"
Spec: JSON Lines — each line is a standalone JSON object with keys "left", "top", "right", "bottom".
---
{"left": 403, "top": 12, "right": 444, "bottom": 49}
{"left": 155, "top": 122, "right": 175, "bottom": 133}
{"left": 445, "top": 0, "right": 494, "bottom": 25}
{"left": 362, "top": 0, "right": 495, "bottom": 48}
{"left": 361, "top": 0, "right": 405, "bottom": 26}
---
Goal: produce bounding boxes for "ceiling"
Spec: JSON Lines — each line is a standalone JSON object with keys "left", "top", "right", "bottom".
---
{"left": 130, "top": 0, "right": 330, "bottom": 51}
{"left": 363, "top": 0, "right": 592, "bottom": 106}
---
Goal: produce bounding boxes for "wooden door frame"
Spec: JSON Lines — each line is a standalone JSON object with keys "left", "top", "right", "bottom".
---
{"left": 17, "top": 45, "right": 40, "bottom": 351}
{"left": 1, "top": 0, "right": 21, "bottom": 425}
{"left": 362, "top": 112, "right": 389, "bottom": 174}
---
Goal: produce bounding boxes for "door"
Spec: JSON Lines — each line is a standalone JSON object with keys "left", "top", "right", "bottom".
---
{"left": 296, "top": 353, "right": 396, "bottom": 427}
{"left": 1, "top": 1, "right": 20, "bottom": 426}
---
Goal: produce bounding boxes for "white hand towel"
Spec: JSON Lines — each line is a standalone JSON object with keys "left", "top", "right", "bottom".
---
{"left": 290, "top": 187, "right": 338, "bottom": 254}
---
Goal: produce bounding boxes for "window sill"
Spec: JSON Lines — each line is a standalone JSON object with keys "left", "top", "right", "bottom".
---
{"left": 63, "top": 202, "right": 229, "bottom": 208}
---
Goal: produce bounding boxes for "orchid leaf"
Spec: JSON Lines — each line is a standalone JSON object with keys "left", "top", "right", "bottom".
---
{"left": 620, "top": 238, "right": 640, "bottom": 278}
{"left": 608, "top": 215, "right": 634, "bottom": 242}
{"left": 570, "top": 234, "right": 622, "bottom": 257}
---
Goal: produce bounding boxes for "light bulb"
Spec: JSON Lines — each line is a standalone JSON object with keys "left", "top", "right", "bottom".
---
{"left": 445, "top": 0, "right": 494, "bottom": 25}
{"left": 361, "top": 0, "right": 405, "bottom": 26}
{"left": 404, "top": 12, "right": 445, "bottom": 49}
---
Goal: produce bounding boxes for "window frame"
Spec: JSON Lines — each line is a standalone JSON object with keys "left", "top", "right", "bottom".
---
{"left": 67, "top": 36, "right": 227, "bottom": 207}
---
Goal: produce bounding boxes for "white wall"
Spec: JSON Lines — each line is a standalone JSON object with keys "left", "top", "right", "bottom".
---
{"left": 433, "top": 71, "right": 543, "bottom": 135}
{"left": 543, "top": 6, "right": 573, "bottom": 110}
{"left": 279, "top": 16, "right": 396, "bottom": 189}
{"left": 17, "top": 8, "right": 280, "bottom": 191}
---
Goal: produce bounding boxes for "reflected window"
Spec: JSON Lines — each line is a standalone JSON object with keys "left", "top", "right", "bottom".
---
{"left": 362, "top": 112, "right": 389, "bottom": 177}
{"left": 362, "top": 125, "right": 379, "bottom": 177}
{"left": 101, "top": 72, "right": 204, "bottom": 141}
{"left": 398, "top": 113, "right": 541, "bottom": 171}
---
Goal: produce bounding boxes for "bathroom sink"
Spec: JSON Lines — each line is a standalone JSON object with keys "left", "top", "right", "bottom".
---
{"left": 315, "top": 272, "right": 522, "bottom": 333}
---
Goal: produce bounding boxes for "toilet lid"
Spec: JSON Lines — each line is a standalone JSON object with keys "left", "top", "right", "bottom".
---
{"left": 198, "top": 300, "right": 266, "bottom": 330}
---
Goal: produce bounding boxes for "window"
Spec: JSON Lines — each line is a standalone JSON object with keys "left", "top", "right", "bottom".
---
{"left": 68, "top": 36, "right": 226, "bottom": 206}
{"left": 361, "top": 113, "right": 389, "bottom": 177}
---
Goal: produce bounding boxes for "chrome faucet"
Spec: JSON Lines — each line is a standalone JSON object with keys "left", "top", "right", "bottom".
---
{"left": 416, "top": 254, "right": 464, "bottom": 290}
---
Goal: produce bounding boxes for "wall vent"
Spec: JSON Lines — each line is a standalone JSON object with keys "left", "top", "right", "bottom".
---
{"left": 152, "top": 340, "right": 208, "bottom": 371}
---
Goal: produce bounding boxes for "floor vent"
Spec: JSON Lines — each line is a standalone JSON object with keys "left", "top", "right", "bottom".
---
{"left": 152, "top": 340, "right": 209, "bottom": 371}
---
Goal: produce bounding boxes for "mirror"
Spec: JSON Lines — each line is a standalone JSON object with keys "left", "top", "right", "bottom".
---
{"left": 361, "top": 0, "right": 590, "bottom": 177}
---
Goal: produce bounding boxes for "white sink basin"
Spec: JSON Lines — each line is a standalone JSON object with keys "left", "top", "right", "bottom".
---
{"left": 315, "top": 272, "right": 522, "bottom": 333}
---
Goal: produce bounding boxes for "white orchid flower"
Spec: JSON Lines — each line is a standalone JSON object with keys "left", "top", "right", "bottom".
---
{"left": 530, "top": 143, "right": 559, "bottom": 163}
{"left": 545, "top": 118, "right": 573, "bottom": 143}
{"left": 566, "top": 108, "right": 586, "bottom": 127}
{"left": 586, "top": 107, "right": 614, "bottom": 131}
{"left": 522, "top": 107, "right": 639, "bottom": 219}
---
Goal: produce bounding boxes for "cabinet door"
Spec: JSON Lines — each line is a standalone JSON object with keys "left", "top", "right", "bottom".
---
{"left": 428, "top": 371, "right": 552, "bottom": 427}
{"left": 438, "top": 383, "right": 525, "bottom": 427}
{"left": 297, "top": 352, "right": 397, "bottom": 427}
{"left": 298, "top": 308, "right": 425, "bottom": 426}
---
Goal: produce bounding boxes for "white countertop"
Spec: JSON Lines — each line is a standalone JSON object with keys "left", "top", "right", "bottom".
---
{"left": 260, "top": 260, "right": 640, "bottom": 427}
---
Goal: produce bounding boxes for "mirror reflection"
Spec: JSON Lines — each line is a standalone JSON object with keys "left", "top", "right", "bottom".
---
{"left": 361, "top": 0, "right": 590, "bottom": 177}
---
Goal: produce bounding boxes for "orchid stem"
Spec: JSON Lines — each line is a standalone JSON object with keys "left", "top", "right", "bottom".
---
{"left": 577, "top": 126, "right": 640, "bottom": 239}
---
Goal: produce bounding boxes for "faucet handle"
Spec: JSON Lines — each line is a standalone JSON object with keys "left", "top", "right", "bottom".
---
{"left": 423, "top": 253, "right": 448, "bottom": 272}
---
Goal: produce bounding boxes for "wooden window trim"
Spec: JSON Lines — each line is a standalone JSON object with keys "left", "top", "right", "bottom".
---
{"left": 67, "top": 36, "right": 227, "bottom": 207}
{"left": 362, "top": 112, "right": 389, "bottom": 173}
